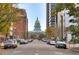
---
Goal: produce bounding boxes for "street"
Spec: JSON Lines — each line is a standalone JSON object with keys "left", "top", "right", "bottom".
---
{"left": 0, "top": 40, "right": 79, "bottom": 55}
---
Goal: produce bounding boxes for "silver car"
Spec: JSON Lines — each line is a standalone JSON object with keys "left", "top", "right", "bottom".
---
{"left": 0, "top": 40, "right": 17, "bottom": 49}
{"left": 55, "top": 41, "right": 67, "bottom": 49}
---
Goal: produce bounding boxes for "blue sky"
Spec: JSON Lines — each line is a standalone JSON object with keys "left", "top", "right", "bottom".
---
{"left": 18, "top": 3, "right": 46, "bottom": 31}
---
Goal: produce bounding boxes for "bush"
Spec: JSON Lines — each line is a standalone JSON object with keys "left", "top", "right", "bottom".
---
{"left": 72, "top": 36, "right": 79, "bottom": 44}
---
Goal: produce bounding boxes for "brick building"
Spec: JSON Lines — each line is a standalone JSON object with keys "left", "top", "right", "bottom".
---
{"left": 12, "top": 8, "right": 28, "bottom": 39}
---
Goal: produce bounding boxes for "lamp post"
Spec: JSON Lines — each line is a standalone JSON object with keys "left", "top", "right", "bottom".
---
{"left": 13, "top": 27, "right": 16, "bottom": 39}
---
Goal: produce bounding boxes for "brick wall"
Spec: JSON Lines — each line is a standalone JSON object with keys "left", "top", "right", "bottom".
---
{"left": 13, "top": 9, "right": 28, "bottom": 39}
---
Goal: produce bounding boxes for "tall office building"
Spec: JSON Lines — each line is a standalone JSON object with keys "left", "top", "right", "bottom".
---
{"left": 46, "top": 3, "right": 56, "bottom": 28}
{"left": 46, "top": 3, "right": 66, "bottom": 39}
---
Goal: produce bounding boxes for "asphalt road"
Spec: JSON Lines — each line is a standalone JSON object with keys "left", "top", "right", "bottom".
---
{"left": 0, "top": 40, "right": 79, "bottom": 55}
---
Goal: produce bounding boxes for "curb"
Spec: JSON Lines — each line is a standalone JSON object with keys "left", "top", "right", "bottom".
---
{"left": 71, "top": 48, "right": 79, "bottom": 53}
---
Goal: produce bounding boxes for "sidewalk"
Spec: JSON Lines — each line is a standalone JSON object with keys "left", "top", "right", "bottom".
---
{"left": 69, "top": 44, "right": 79, "bottom": 53}
{"left": 71, "top": 47, "right": 79, "bottom": 53}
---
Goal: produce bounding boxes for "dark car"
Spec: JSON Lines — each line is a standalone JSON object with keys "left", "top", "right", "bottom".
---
{"left": 55, "top": 41, "right": 67, "bottom": 49}
{"left": 0, "top": 40, "right": 17, "bottom": 49}
{"left": 17, "top": 39, "right": 21, "bottom": 44}
{"left": 19, "top": 39, "right": 26, "bottom": 44}
{"left": 18, "top": 39, "right": 29, "bottom": 44}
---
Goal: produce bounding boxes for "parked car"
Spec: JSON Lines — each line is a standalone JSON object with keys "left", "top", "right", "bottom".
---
{"left": 19, "top": 39, "right": 29, "bottom": 44}
{"left": 20, "top": 39, "right": 26, "bottom": 44}
{"left": 0, "top": 40, "right": 17, "bottom": 49}
{"left": 42, "top": 39, "right": 47, "bottom": 42}
{"left": 28, "top": 39, "right": 33, "bottom": 42}
{"left": 41, "top": 38, "right": 49, "bottom": 43}
{"left": 24, "top": 40, "right": 29, "bottom": 44}
{"left": 47, "top": 40, "right": 56, "bottom": 45}
{"left": 17, "top": 39, "right": 21, "bottom": 44}
{"left": 11, "top": 39, "right": 18, "bottom": 48}
{"left": 55, "top": 41, "right": 67, "bottom": 49}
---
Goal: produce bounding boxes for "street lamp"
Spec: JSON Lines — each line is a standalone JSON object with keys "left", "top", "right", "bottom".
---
{"left": 13, "top": 27, "right": 16, "bottom": 39}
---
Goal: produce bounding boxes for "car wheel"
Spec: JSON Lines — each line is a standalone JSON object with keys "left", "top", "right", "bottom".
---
{"left": 12, "top": 45, "right": 16, "bottom": 48}
{"left": 57, "top": 45, "right": 59, "bottom": 48}
{"left": 13, "top": 46, "right": 16, "bottom": 49}
{"left": 4, "top": 47, "right": 7, "bottom": 49}
{"left": 14, "top": 45, "right": 17, "bottom": 48}
{"left": 55, "top": 45, "right": 58, "bottom": 48}
{"left": 47, "top": 42, "right": 49, "bottom": 44}
{"left": 64, "top": 47, "right": 67, "bottom": 49}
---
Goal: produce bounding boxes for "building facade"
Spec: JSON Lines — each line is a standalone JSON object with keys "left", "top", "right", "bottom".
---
{"left": 46, "top": 3, "right": 66, "bottom": 39}
{"left": 10, "top": 8, "right": 28, "bottom": 39}
{"left": 57, "top": 11, "right": 65, "bottom": 39}
{"left": 46, "top": 3, "right": 56, "bottom": 28}
{"left": 34, "top": 17, "right": 41, "bottom": 32}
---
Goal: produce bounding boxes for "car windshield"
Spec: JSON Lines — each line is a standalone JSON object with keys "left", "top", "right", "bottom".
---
{"left": 4, "top": 40, "right": 13, "bottom": 44}
{"left": 51, "top": 41, "right": 55, "bottom": 42}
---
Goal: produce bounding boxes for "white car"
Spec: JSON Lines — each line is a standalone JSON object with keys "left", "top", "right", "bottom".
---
{"left": 41, "top": 38, "right": 49, "bottom": 43}
{"left": 47, "top": 40, "right": 56, "bottom": 45}
{"left": 28, "top": 39, "right": 33, "bottom": 42}
{"left": 18, "top": 39, "right": 29, "bottom": 44}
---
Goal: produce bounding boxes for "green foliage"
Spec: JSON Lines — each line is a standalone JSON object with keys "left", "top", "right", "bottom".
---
{"left": 68, "top": 20, "right": 79, "bottom": 43}
{"left": 38, "top": 33, "right": 46, "bottom": 40}
{"left": 71, "top": 36, "right": 79, "bottom": 43}
{"left": 0, "top": 4, "right": 17, "bottom": 35}
{"left": 68, "top": 25, "right": 76, "bottom": 32}
{"left": 30, "top": 34, "right": 37, "bottom": 39}
{"left": 52, "top": 3, "right": 79, "bottom": 43}
{"left": 52, "top": 3, "right": 77, "bottom": 17}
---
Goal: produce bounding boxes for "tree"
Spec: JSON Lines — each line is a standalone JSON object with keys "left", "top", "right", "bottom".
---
{"left": 30, "top": 34, "right": 37, "bottom": 39}
{"left": 68, "top": 25, "right": 79, "bottom": 43}
{"left": 52, "top": 3, "right": 76, "bottom": 16}
{"left": 38, "top": 33, "right": 46, "bottom": 40}
{"left": 52, "top": 3, "right": 79, "bottom": 42}
{"left": 0, "top": 4, "right": 18, "bottom": 37}
{"left": 45, "top": 27, "right": 57, "bottom": 38}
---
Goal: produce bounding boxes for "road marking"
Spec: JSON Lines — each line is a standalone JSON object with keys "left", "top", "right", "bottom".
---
{"left": 35, "top": 49, "right": 39, "bottom": 55}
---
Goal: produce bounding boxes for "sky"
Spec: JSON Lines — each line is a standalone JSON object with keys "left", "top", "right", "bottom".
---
{"left": 18, "top": 3, "right": 46, "bottom": 31}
